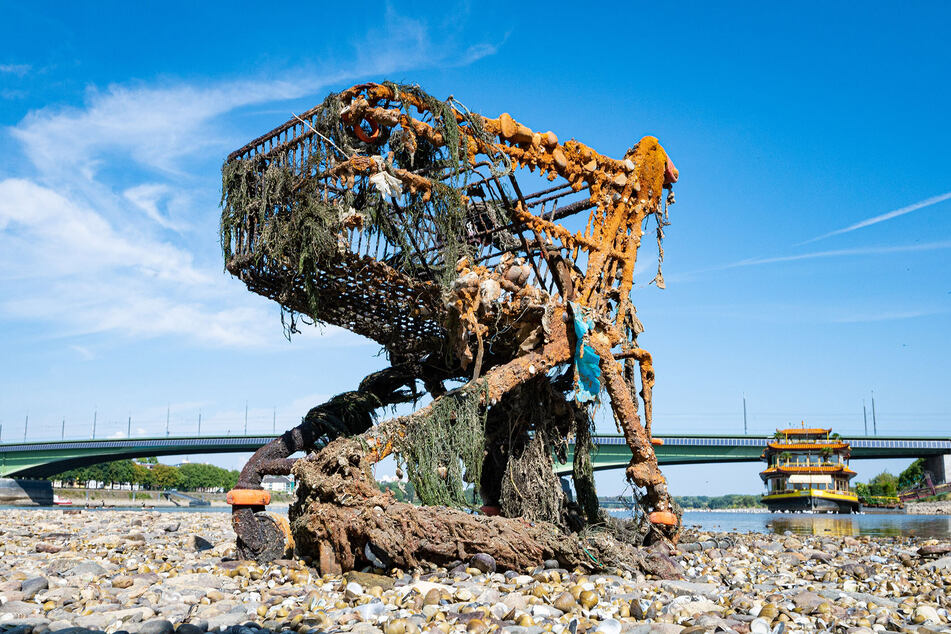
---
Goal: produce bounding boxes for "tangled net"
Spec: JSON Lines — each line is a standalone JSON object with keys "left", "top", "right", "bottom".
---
{"left": 220, "top": 82, "right": 682, "bottom": 575}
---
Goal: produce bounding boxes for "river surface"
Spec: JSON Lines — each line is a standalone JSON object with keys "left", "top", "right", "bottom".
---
{"left": 673, "top": 511, "right": 951, "bottom": 539}
{"left": 5, "top": 505, "right": 951, "bottom": 539}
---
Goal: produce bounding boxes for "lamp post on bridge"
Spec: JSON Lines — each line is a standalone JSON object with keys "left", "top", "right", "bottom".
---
{"left": 742, "top": 396, "right": 748, "bottom": 435}
{"left": 871, "top": 392, "right": 878, "bottom": 436}
{"left": 23, "top": 414, "right": 28, "bottom": 442}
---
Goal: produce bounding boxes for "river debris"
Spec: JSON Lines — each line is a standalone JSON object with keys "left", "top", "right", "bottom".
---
{"left": 219, "top": 82, "right": 680, "bottom": 574}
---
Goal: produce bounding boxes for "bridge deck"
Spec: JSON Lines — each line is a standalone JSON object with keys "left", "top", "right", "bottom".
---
{"left": 1, "top": 433, "right": 948, "bottom": 478}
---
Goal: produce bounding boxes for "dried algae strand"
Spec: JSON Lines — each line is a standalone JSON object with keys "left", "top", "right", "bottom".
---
{"left": 395, "top": 379, "right": 488, "bottom": 509}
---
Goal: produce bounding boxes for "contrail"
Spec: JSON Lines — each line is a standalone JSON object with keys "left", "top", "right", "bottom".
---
{"left": 716, "top": 240, "right": 951, "bottom": 271}
{"left": 799, "top": 191, "right": 951, "bottom": 245}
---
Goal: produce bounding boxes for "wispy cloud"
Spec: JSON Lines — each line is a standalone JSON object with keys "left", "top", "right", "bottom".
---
{"left": 0, "top": 11, "right": 501, "bottom": 349}
{"left": 829, "top": 308, "right": 949, "bottom": 324}
{"left": 68, "top": 345, "right": 96, "bottom": 360}
{"left": 799, "top": 191, "right": 951, "bottom": 245}
{"left": 0, "top": 63, "right": 31, "bottom": 76}
{"left": 711, "top": 240, "right": 951, "bottom": 272}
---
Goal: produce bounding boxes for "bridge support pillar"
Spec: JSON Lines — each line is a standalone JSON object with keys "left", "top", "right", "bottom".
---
{"left": 0, "top": 478, "right": 53, "bottom": 505}
{"left": 925, "top": 454, "right": 951, "bottom": 485}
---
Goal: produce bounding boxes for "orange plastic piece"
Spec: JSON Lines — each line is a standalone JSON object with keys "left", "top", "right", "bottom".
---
{"left": 353, "top": 117, "right": 380, "bottom": 143}
{"left": 648, "top": 510, "right": 678, "bottom": 526}
{"left": 227, "top": 489, "right": 271, "bottom": 506}
{"left": 650, "top": 437, "right": 664, "bottom": 446}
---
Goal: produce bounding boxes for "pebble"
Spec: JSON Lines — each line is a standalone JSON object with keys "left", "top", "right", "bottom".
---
{"left": 469, "top": 553, "right": 496, "bottom": 574}
{"left": 1, "top": 509, "right": 949, "bottom": 634}
{"left": 137, "top": 619, "right": 175, "bottom": 634}
{"left": 20, "top": 576, "right": 48, "bottom": 600}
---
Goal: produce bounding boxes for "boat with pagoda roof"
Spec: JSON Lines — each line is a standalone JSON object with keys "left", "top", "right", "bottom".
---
{"left": 760, "top": 425, "right": 860, "bottom": 513}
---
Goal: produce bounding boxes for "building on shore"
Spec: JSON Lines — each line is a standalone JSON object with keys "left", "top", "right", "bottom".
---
{"left": 760, "top": 426, "right": 860, "bottom": 513}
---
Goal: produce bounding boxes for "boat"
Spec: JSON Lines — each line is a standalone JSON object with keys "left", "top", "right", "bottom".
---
{"left": 53, "top": 494, "right": 73, "bottom": 505}
{"left": 760, "top": 425, "right": 860, "bottom": 514}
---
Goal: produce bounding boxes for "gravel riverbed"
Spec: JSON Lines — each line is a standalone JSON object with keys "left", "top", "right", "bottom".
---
{"left": 0, "top": 510, "right": 949, "bottom": 634}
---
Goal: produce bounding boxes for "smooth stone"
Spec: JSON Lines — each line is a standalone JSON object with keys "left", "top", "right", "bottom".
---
{"left": 470, "top": 553, "right": 496, "bottom": 574}
{"left": 354, "top": 600, "right": 387, "bottom": 621}
{"left": 595, "top": 619, "right": 620, "bottom": 634}
{"left": 502, "top": 592, "right": 528, "bottom": 613}
{"left": 188, "top": 536, "right": 214, "bottom": 552}
{"left": 0, "top": 602, "right": 39, "bottom": 617}
{"left": 75, "top": 614, "right": 113, "bottom": 630}
{"left": 792, "top": 591, "right": 824, "bottom": 612}
{"left": 20, "top": 577, "right": 48, "bottom": 600}
{"left": 344, "top": 571, "right": 396, "bottom": 591}
{"left": 913, "top": 605, "right": 941, "bottom": 624}
{"left": 137, "top": 620, "right": 174, "bottom": 634}
{"left": 749, "top": 618, "right": 771, "bottom": 634}
{"left": 924, "top": 556, "right": 951, "bottom": 571}
{"left": 658, "top": 580, "right": 719, "bottom": 600}
{"left": 65, "top": 562, "right": 107, "bottom": 577}
{"left": 203, "top": 614, "right": 245, "bottom": 631}
{"left": 163, "top": 574, "right": 223, "bottom": 591}
{"left": 530, "top": 605, "right": 563, "bottom": 619}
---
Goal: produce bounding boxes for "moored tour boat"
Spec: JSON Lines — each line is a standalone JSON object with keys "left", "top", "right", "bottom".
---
{"left": 760, "top": 425, "right": 860, "bottom": 514}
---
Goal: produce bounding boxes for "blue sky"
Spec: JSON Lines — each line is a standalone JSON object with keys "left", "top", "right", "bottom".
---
{"left": 1, "top": 2, "right": 948, "bottom": 496}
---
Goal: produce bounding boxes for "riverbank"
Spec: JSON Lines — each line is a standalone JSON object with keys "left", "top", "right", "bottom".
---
{"left": 677, "top": 507, "right": 769, "bottom": 514}
{"left": 0, "top": 510, "right": 949, "bottom": 633}
{"left": 45, "top": 488, "right": 294, "bottom": 508}
{"left": 907, "top": 500, "right": 951, "bottom": 515}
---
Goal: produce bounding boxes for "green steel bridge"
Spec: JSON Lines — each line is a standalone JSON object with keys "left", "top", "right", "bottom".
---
{"left": 2, "top": 433, "right": 949, "bottom": 481}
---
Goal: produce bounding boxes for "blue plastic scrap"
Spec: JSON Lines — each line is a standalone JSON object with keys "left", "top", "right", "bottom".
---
{"left": 569, "top": 302, "right": 602, "bottom": 403}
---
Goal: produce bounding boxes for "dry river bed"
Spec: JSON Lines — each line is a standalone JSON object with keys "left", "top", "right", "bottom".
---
{"left": 0, "top": 511, "right": 949, "bottom": 634}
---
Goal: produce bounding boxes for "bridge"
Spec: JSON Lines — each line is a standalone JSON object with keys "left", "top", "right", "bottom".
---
{"left": 1, "top": 433, "right": 949, "bottom": 482}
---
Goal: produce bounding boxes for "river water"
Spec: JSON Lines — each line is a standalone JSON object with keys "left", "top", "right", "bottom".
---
{"left": 675, "top": 511, "right": 951, "bottom": 539}
{"left": 5, "top": 506, "right": 951, "bottom": 539}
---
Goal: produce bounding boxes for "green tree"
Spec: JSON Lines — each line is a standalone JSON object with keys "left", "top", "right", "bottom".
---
{"left": 899, "top": 459, "right": 925, "bottom": 490}
{"left": 132, "top": 464, "right": 153, "bottom": 488}
{"left": 150, "top": 464, "right": 183, "bottom": 489}
{"left": 105, "top": 460, "right": 136, "bottom": 487}
{"left": 868, "top": 471, "right": 898, "bottom": 497}
{"left": 179, "top": 463, "right": 236, "bottom": 491}
{"left": 854, "top": 482, "right": 870, "bottom": 500}
{"left": 222, "top": 469, "right": 240, "bottom": 491}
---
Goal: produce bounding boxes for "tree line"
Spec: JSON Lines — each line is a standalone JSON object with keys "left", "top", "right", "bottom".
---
{"left": 674, "top": 494, "right": 765, "bottom": 509}
{"left": 852, "top": 460, "right": 923, "bottom": 501}
{"left": 51, "top": 459, "right": 240, "bottom": 492}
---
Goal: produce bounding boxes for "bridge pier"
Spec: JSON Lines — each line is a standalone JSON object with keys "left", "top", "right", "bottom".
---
{"left": 925, "top": 454, "right": 951, "bottom": 485}
{"left": 0, "top": 478, "right": 53, "bottom": 505}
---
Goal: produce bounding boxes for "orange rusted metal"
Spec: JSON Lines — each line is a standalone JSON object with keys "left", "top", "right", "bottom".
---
{"left": 227, "top": 489, "right": 271, "bottom": 506}
{"left": 648, "top": 510, "right": 678, "bottom": 526}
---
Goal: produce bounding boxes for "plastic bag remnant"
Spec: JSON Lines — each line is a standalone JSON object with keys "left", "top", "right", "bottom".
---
{"left": 369, "top": 156, "right": 404, "bottom": 198}
{"left": 569, "top": 301, "right": 601, "bottom": 403}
